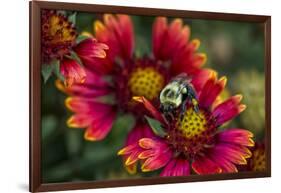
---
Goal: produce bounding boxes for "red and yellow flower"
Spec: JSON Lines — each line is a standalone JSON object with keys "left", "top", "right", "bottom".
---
{"left": 118, "top": 73, "right": 254, "bottom": 176}
{"left": 57, "top": 14, "right": 209, "bottom": 142}
{"left": 41, "top": 10, "right": 108, "bottom": 86}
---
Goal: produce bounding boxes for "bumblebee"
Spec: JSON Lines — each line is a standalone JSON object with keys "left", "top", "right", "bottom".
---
{"left": 159, "top": 73, "right": 199, "bottom": 121}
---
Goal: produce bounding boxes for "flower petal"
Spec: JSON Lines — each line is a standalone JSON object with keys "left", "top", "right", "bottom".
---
{"left": 192, "top": 156, "right": 222, "bottom": 174}
{"left": 216, "top": 128, "right": 254, "bottom": 147}
{"left": 60, "top": 58, "right": 86, "bottom": 87}
{"left": 152, "top": 17, "right": 168, "bottom": 59}
{"left": 170, "top": 43, "right": 207, "bottom": 76}
{"left": 125, "top": 123, "right": 155, "bottom": 146}
{"left": 119, "top": 123, "right": 155, "bottom": 174}
{"left": 199, "top": 74, "right": 227, "bottom": 108}
{"left": 152, "top": 17, "right": 205, "bottom": 76}
{"left": 94, "top": 14, "right": 134, "bottom": 62}
{"left": 74, "top": 38, "right": 108, "bottom": 59}
{"left": 67, "top": 114, "right": 92, "bottom": 128}
{"left": 84, "top": 109, "right": 116, "bottom": 141}
{"left": 65, "top": 97, "right": 116, "bottom": 141}
{"left": 56, "top": 69, "right": 111, "bottom": 98}
{"left": 210, "top": 143, "right": 250, "bottom": 165}
{"left": 133, "top": 96, "right": 165, "bottom": 123}
{"left": 191, "top": 69, "right": 215, "bottom": 93}
{"left": 141, "top": 152, "right": 172, "bottom": 172}
{"left": 138, "top": 138, "right": 157, "bottom": 149}
{"left": 207, "top": 153, "right": 238, "bottom": 173}
{"left": 160, "top": 158, "right": 190, "bottom": 177}
{"left": 74, "top": 38, "right": 112, "bottom": 74}
{"left": 138, "top": 138, "right": 172, "bottom": 172}
{"left": 213, "top": 95, "right": 246, "bottom": 125}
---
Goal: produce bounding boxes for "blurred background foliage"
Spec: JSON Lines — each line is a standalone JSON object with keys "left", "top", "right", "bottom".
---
{"left": 42, "top": 11, "right": 265, "bottom": 183}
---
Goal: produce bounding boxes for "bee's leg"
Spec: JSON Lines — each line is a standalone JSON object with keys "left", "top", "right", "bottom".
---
{"left": 180, "top": 100, "right": 188, "bottom": 121}
{"left": 165, "top": 112, "right": 174, "bottom": 122}
{"left": 191, "top": 98, "right": 200, "bottom": 114}
{"left": 193, "top": 104, "right": 200, "bottom": 114}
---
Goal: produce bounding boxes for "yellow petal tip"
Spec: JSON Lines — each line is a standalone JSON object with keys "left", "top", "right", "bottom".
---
{"left": 192, "top": 39, "right": 201, "bottom": 50}
{"left": 132, "top": 96, "right": 142, "bottom": 102}
{"left": 219, "top": 76, "right": 228, "bottom": 86}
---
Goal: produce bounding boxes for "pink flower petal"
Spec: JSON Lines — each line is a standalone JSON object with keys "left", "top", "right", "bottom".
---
{"left": 74, "top": 38, "right": 108, "bottom": 58}
{"left": 65, "top": 97, "right": 116, "bottom": 141}
{"left": 74, "top": 38, "right": 112, "bottom": 74}
{"left": 152, "top": 17, "right": 205, "bottom": 76}
{"left": 152, "top": 17, "right": 168, "bottom": 59}
{"left": 95, "top": 14, "right": 134, "bottom": 62}
{"left": 57, "top": 69, "right": 112, "bottom": 97}
{"left": 199, "top": 74, "right": 227, "bottom": 108}
{"left": 138, "top": 150, "right": 156, "bottom": 159}
{"left": 84, "top": 110, "right": 116, "bottom": 141}
{"left": 170, "top": 41, "right": 207, "bottom": 76}
{"left": 125, "top": 123, "right": 155, "bottom": 146}
{"left": 60, "top": 58, "right": 86, "bottom": 87}
{"left": 192, "top": 156, "right": 222, "bottom": 175}
{"left": 213, "top": 95, "right": 246, "bottom": 125}
{"left": 210, "top": 143, "right": 250, "bottom": 165}
{"left": 138, "top": 138, "right": 157, "bottom": 149}
{"left": 141, "top": 152, "right": 172, "bottom": 172}
{"left": 65, "top": 97, "right": 113, "bottom": 114}
{"left": 137, "top": 138, "right": 172, "bottom": 172}
{"left": 207, "top": 153, "right": 238, "bottom": 173}
{"left": 67, "top": 114, "right": 92, "bottom": 128}
{"left": 118, "top": 144, "right": 138, "bottom": 155}
{"left": 217, "top": 128, "right": 254, "bottom": 147}
{"left": 191, "top": 69, "right": 214, "bottom": 93}
{"left": 160, "top": 158, "right": 190, "bottom": 177}
{"left": 119, "top": 123, "right": 155, "bottom": 174}
{"left": 133, "top": 96, "right": 165, "bottom": 123}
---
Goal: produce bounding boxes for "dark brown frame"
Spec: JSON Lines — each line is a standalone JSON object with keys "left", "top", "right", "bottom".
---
{"left": 30, "top": 0, "right": 271, "bottom": 192}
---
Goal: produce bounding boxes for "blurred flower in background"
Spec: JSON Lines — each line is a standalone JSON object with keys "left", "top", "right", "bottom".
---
{"left": 209, "top": 33, "right": 234, "bottom": 66}
{"left": 119, "top": 73, "right": 254, "bottom": 176}
{"left": 231, "top": 70, "right": 265, "bottom": 139}
{"left": 41, "top": 10, "right": 108, "bottom": 86}
{"left": 57, "top": 14, "right": 210, "bottom": 145}
{"left": 238, "top": 140, "right": 266, "bottom": 172}
{"left": 248, "top": 141, "right": 266, "bottom": 172}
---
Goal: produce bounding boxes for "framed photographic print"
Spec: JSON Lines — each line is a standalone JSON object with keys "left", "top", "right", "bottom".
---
{"left": 30, "top": 0, "right": 271, "bottom": 192}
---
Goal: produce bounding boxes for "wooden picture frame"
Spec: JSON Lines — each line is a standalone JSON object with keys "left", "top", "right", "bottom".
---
{"left": 30, "top": 1, "right": 271, "bottom": 192}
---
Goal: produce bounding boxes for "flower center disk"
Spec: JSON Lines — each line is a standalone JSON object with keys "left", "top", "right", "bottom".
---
{"left": 167, "top": 107, "right": 216, "bottom": 156}
{"left": 251, "top": 147, "right": 266, "bottom": 171}
{"left": 178, "top": 108, "right": 208, "bottom": 138}
{"left": 42, "top": 10, "right": 77, "bottom": 62}
{"left": 128, "top": 67, "right": 165, "bottom": 100}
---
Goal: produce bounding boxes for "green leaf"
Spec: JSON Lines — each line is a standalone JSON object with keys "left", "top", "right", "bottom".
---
{"left": 145, "top": 116, "right": 167, "bottom": 137}
{"left": 41, "top": 59, "right": 64, "bottom": 83}
{"left": 53, "top": 60, "right": 64, "bottom": 81}
{"left": 76, "top": 34, "right": 89, "bottom": 44}
{"left": 41, "top": 64, "right": 54, "bottom": 83}
{"left": 65, "top": 51, "right": 83, "bottom": 66}
{"left": 68, "top": 12, "right": 77, "bottom": 25}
